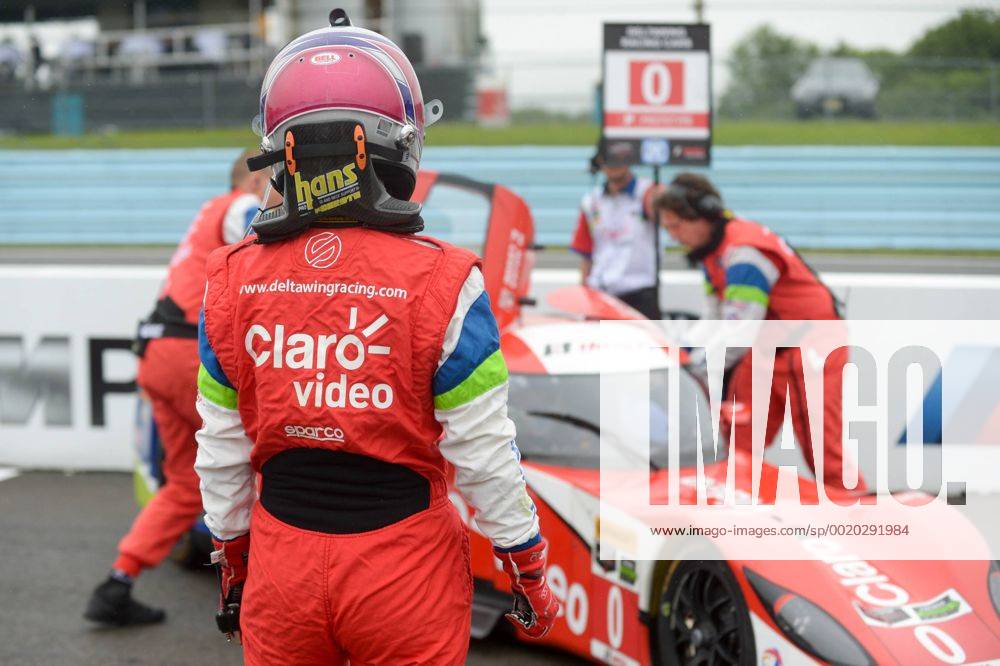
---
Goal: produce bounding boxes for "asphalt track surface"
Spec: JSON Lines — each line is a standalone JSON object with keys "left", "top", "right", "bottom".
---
{"left": 1, "top": 245, "right": 998, "bottom": 274}
{"left": 0, "top": 471, "right": 581, "bottom": 666}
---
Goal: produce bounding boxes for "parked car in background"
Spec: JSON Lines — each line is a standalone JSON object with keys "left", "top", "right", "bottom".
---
{"left": 792, "top": 57, "right": 879, "bottom": 118}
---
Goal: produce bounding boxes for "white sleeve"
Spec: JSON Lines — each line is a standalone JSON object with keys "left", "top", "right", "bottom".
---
{"left": 221, "top": 193, "right": 261, "bottom": 245}
{"left": 434, "top": 267, "right": 540, "bottom": 550}
{"left": 194, "top": 395, "right": 254, "bottom": 540}
{"left": 194, "top": 308, "right": 255, "bottom": 541}
{"left": 688, "top": 246, "right": 778, "bottom": 372}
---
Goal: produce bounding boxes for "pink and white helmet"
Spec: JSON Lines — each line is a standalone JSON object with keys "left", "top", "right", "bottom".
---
{"left": 253, "top": 9, "right": 443, "bottom": 200}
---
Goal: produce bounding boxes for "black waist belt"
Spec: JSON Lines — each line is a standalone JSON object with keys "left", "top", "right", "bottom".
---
{"left": 134, "top": 297, "right": 197, "bottom": 356}
{"left": 138, "top": 297, "right": 198, "bottom": 340}
{"left": 136, "top": 320, "right": 199, "bottom": 340}
{"left": 260, "top": 448, "right": 431, "bottom": 534}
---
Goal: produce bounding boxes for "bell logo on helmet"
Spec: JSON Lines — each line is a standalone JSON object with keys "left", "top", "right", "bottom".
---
{"left": 304, "top": 232, "right": 343, "bottom": 269}
{"left": 309, "top": 52, "right": 341, "bottom": 66}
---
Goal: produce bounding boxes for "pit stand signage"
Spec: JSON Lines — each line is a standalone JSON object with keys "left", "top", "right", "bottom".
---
{"left": 602, "top": 23, "right": 712, "bottom": 167}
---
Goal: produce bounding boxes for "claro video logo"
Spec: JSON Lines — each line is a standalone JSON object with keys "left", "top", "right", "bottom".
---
{"left": 244, "top": 306, "right": 394, "bottom": 410}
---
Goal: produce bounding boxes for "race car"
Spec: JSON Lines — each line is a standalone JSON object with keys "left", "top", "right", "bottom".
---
{"left": 416, "top": 171, "right": 1000, "bottom": 665}
{"left": 461, "top": 317, "right": 1000, "bottom": 665}
{"left": 133, "top": 170, "right": 1000, "bottom": 665}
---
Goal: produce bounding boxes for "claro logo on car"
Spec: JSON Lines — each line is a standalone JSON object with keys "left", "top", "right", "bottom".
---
{"left": 244, "top": 306, "right": 394, "bottom": 410}
{"left": 803, "top": 538, "right": 972, "bottom": 664}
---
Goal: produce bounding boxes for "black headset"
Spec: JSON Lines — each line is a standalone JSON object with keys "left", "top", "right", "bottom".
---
{"left": 665, "top": 182, "right": 726, "bottom": 221}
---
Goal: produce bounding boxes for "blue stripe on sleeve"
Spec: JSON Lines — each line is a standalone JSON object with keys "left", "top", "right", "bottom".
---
{"left": 725, "top": 262, "right": 773, "bottom": 294}
{"left": 433, "top": 292, "right": 500, "bottom": 396}
{"left": 243, "top": 206, "right": 257, "bottom": 234}
{"left": 494, "top": 533, "right": 541, "bottom": 553}
{"left": 198, "top": 310, "right": 234, "bottom": 389}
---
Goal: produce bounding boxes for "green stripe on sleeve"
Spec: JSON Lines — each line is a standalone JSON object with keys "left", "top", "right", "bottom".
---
{"left": 434, "top": 349, "right": 509, "bottom": 410}
{"left": 198, "top": 363, "right": 238, "bottom": 409}
{"left": 723, "top": 284, "right": 770, "bottom": 306}
{"left": 703, "top": 280, "right": 715, "bottom": 295}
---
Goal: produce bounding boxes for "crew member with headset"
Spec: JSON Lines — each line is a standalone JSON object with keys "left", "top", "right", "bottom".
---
{"left": 653, "top": 172, "right": 865, "bottom": 491}
{"left": 193, "top": 11, "right": 558, "bottom": 663}
{"left": 570, "top": 141, "right": 662, "bottom": 319}
{"left": 84, "top": 150, "right": 267, "bottom": 626}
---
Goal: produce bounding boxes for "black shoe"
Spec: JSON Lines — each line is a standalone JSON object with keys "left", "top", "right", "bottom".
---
{"left": 84, "top": 578, "right": 166, "bottom": 626}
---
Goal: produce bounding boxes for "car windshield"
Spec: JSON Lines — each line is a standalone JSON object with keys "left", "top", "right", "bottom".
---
{"left": 508, "top": 369, "right": 722, "bottom": 470}
{"left": 806, "top": 58, "right": 874, "bottom": 84}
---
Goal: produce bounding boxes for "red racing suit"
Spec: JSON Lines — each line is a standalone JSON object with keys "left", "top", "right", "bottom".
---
{"left": 116, "top": 188, "right": 258, "bottom": 577}
{"left": 194, "top": 226, "right": 539, "bottom": 665}
{"left": 698, "top": 218, "right": 864, "bottom": 490}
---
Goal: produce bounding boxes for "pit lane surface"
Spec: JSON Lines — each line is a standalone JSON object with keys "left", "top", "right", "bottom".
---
{"left": 0, "top": 471, "right": 581, "bottom": 665}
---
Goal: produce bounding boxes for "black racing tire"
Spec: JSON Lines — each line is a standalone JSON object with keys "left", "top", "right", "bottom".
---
{"left": 652, "top": 560, "right": 755, "bottom": 666}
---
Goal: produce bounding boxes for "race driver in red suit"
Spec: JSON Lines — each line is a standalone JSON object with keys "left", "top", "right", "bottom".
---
{"left": 654, "top": 172, "right": 866, "bottom": 492}
{"left": 193, "top": 10, "right": 559, "bottom": 664}
{"left": 84, "top": 151, "right": 267, "bottom": 626}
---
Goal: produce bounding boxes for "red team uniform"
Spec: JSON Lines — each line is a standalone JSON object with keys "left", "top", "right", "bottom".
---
{"left": 116, "top": 188, "right": 260, "bottom": 578}
{"left": 194, "top": 12, "right": 558, "bottom": 664}
{"left": 199, "top": 229, "right": 488, "bottom": 663}
{"left": 698, "top": 217, "right": 863, "bottom": 490}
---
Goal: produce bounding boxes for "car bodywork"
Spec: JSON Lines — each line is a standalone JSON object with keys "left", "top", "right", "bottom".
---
{"left": 411, "top": 171, "right": 1000, "bottom": 665}
{"left": 458, "top": 313, "right": 1000, "bottom": 664}
{"left": 134, "top": 170, "right": 1000, "bottom": 665}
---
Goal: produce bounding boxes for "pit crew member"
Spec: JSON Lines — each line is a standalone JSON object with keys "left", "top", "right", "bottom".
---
{"left": 654, "top": 172, "right": 865, "bottom": 491}
{"left": 84, "top": 151, "right": 266, "bottom": 626}
{"left": 194, "top": 11, "right": 559, "bottom": 664}
{"left": 570, "top": 141, "right": 662, "bottom": 319}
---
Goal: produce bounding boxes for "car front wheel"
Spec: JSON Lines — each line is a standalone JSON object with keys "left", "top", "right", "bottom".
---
{"left": 653, "top": 560, "right": 756, "bottom": 666}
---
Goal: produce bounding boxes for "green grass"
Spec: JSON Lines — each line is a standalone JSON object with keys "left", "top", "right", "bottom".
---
{"left": 2, "top": 120, "right": 1000, "bottom": 149}
{"left": 716, "top": 120, "right": 1000, "bottom": 146}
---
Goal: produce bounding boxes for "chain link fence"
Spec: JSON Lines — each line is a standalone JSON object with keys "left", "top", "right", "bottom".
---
{"left": 0, "top": 66, "right": 474, "bottom": 135}
{"left": 718, "top": 55, "right": 1000, "bottom": 121}
{"left": 484, "top": 53, "right": 1000, "bottom": 123}
{"left": 1, "top": 49, "right": 996, "bottom": 133}
{"left": 0, "top": 19, "right": 477, "bottom": 135}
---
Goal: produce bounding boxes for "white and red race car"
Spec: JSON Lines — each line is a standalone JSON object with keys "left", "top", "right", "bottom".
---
{"left": 135, "top": 171, "right": 1000, "bottom": 665}
{"left": 414, "top": 171, "right": 1000, "bottom": 666}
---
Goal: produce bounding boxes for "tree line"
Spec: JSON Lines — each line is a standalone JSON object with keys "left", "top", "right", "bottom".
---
{"left": 720, "top": 9, "right": 1000, "bottom": 120}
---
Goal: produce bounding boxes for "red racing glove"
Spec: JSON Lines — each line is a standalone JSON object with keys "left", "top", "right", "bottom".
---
{"left": 210, "top": 534, "right": 250, "bottom": 643}
{"left": 494, "top": 538, "right": 560, "bottom": 639}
